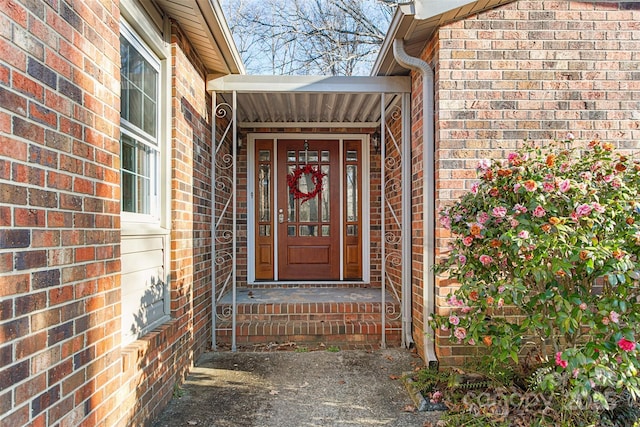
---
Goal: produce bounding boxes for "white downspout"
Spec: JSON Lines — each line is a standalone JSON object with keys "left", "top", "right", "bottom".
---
{"left": 392, "top": 39, "right": 438, "bottom": 367}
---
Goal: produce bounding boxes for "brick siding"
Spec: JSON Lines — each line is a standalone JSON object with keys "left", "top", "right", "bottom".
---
{"left": 427, "top": 0, "right": 640, "bottom": 365}
{"left": 0, "top": 0, "right": 122, "bottom": 425}
{"left": 0, "top": 2, "right": 214, "bottom": 425}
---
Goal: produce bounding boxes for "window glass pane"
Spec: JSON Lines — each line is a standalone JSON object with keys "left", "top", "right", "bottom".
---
{"left": 144, "top": 61, "right": 157, "bottom": 100}
{"left": 299, "top": 225, "right": 318, "bottom": 236}
{"left": 321, "top": 165, "right": 330, "bottom": 222}
{"left": 322, "top": 225, "right": 330, "bottom": 236}
{"left": 347, "top": 225, "right": 358, "bottom": 236}
{"left": 121, "top": 135, "right": 156, "bottom": 214}
{"left": 287, "top": 150, "right": 296, "bottom": 162}
{"left": 258, "top": 164, "right": 270, "bottom": 221}
{"left": 120, "top": 35, "right": 158, "bottom": 139}
{"left": 321, "top": 150, "right": 330, "bottom": 162}
{"left": 122, "top": 170, "right": 135, "bottom": 212}
{"left": 137, "top": 175, "right": 150, "bottom": 214}
{"left": 143, "top": 96, "right": 156, "bottom": 136}
{"left": 259, "top": 150, "right": 271, "bottom": 161}
{"left": 298, "top": 150, "right": 318, "bottom": 163}
{"left": 288, "top": 166, "right": 296, "bottom": 221}
{"left": 259, "top": 225, "right": 271, "bottom": 237}
{"left": 346, "top": 165, "right": 357, "bottom": 222}
{"left": 346, "top": 150, "right": 358, "bottom": 162}
{"left": 287, "top": 225, "right": 296, "bottom": 236}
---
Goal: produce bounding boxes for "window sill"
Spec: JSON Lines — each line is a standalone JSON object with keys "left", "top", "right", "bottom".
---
{"left": 121, "top": 219, "right": 169, "bottom": 237}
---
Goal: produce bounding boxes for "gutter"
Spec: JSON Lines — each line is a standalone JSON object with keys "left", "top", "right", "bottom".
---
{"left": 392, "top": 39, "right": 438, "bottom": 368}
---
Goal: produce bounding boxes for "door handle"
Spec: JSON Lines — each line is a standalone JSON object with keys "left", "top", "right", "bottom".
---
{"left": 278, "top": 208, "right": 285, "bottom": 224}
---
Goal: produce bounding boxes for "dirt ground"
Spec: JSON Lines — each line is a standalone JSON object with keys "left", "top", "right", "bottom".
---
{"left": 152, "top": 348, "right": 443, "bottom": 427}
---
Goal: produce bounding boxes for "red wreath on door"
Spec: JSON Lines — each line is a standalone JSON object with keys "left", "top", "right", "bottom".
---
{"left": 286, "top": 164, "right": 326, "bottom": 204}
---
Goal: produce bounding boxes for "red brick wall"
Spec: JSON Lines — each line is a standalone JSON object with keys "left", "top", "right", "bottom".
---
{"left": 0, "top": 0, "right": 122, "bottom": 425}
{"left": 1, "top": 3, "right": 215, "bottom": 425}
{"left": 430, "top": 0, "right": 640, "bottom": 365}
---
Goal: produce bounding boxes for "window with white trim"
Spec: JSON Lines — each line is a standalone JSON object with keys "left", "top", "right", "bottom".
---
{"left": 120, "top": 25, "right": 160, "bottom": 218}
{"left": 119, "top": 18, "right": 169, "bottom": 344}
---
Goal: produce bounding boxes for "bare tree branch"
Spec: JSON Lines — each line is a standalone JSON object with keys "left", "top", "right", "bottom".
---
{"left": 220, "top": 0, "right": 394, "bottom": 76}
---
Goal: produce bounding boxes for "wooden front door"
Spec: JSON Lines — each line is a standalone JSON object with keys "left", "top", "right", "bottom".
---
{"left": 277, "top": 140, "right": 340, "bottom": 280}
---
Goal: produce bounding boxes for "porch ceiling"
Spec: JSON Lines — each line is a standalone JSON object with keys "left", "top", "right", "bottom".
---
{"left": 207, "top": 75, "right": 411, "bottom": 128}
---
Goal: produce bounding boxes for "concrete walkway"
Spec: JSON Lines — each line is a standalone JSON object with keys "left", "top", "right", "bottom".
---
{"left": 152, "top": 349, "right": 443, "bottom": 427}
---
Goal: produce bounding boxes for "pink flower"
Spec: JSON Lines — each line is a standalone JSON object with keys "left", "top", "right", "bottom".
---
{"left": 572, "top": 368, "right": 580, "bottom": 379}
{"left": 609, "top": 311, "right": 620, "bottom": 324}
{"left": 579, "top": 303, "right": 587, "bottom": 310}
{"left": 603, "top": 174, "right": 614, "bottom": 183}
{"left": 479, "top": 255, "right": 493, "bottom": 266}
{"left": 477, "top": 159, "right": 491, "bottom": 171}
{"left": 461, "top": 306, "right": 472, "bottom": 313}
{"left": 559, "top": 179, "right": 571, "bottom": 193}
{"left": 430, "top": 391, "right": 443, "bottom": 404}
{"left": 523, "top": 180, "right": 537, "bottom": 192}
{"left": 462, "top": 236, "right": 474, "bottom": 247}
{"left": 543, "top": 182, "right": 555, "bottom": 192}
{"left": 513, "top": 204, "right": 527, "bottom": 214}
{"left": 468, "top": 338, "right": 476, "bottom": 346}
{"left": 575, "top": 204, "right": 592, "bottom": 217}
{"left": 447, "top": 295, "right": 464, "bottom": 307}
{"left": 440, "top": 215, "right": 451, "bottom": 229}
{"left": 458, "top": 255, "right": 467, "bottom": 265}
{"left": 618, "top": 338, "right": 636, "bottom": 352}
{"left": 555, "top": 352, "right": 568, "bottom": 369}
{"left": 532, "top": 206, "right": 546, "bottom": 218}
{"left": 497, "top": 285, "right": 505, "bottom": 293}
{"left": 580, "top": 171, "right": 592, "bottom": 181}
{"left": 477, "top": 212, "right": 489, "bottom": 224}
{"left": 497, "top": 298, "right": 504, "bottom": 308}
{"left": 454, "top": 327, "right": 467, "bottom": 340}
{"left": 566, "top": 132, "right": 575, "bottom": 141}
{"left": 449, "top": 315, "right": 460, "bottom": 326}
{"left": 471, "top": 182, "right": 479, "bottom": 194}
{"left": 508, "top": 152, "right": 524, "bottom": 166}
{"left": 492, "top": 207, "right": 507, "bottom": 218}
{"left": 592, "top": 202, "right": 605, "bottom": 213}
{"left": 513, "top": 183, "right": 521, "bottom": 192}
{"left": 510, "top": 219, "right": 519, "bottom": 228}
{"left": 518, "top": 230, "right": 529, "bottom": 239}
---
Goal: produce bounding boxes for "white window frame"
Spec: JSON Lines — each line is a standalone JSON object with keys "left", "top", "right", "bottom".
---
{"left": 120, "top": 20, "right": 161, "bottom": 222}
{"left": 119, "top": 1, "right": 171, "bottom": 344}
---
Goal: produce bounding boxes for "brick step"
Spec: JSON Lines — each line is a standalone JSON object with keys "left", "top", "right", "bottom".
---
{"left": 216, "top": 320, "right": 402, "bottom": 347}
{"left": 215, "top": 287, "right": 403, "bottom": 348}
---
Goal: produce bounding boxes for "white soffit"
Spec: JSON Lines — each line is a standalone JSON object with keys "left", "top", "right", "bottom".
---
{"left": 208, "top": 75, "right": 411, "bottom": 128}
{"left": 154, "top": 0, "right": 244, "bottom": 75}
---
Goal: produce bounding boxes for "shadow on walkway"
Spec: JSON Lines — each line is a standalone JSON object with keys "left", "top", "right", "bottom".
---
{"left": 152, "top": 348, "right": 443, "bottom": 427}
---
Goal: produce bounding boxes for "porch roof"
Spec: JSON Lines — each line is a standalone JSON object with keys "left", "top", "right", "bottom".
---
{"left": 206, "top": 75, "right": 411, "bottom": 128}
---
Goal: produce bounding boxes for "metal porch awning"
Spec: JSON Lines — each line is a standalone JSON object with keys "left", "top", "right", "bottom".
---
{"left": 206, "top": 75, "right": 411, "bottom": 128}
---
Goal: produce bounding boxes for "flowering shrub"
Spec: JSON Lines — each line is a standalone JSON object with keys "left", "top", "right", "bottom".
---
{"left": 432, "top": 138, "right": 640, "bottom": 405}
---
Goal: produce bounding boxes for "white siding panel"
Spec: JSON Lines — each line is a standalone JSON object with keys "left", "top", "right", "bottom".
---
{"left": 121, "top": 234, "right": 168, "bottom": 344}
